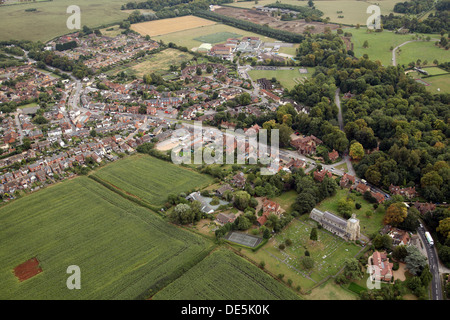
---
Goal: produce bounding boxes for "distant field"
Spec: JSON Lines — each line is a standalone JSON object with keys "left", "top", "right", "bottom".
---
{"left": 107, "top": 48, "right": 194, "bottom": 77}
{"left": 93, "top": 154, "right": 213, "bottom": 206}
{"left": 248, "top": 67, "right": 314, "bottom": 90}
{"left": 153, "top": 249, "right": 301, "bottom": 300}
{"left": 227, "top": 0, "right": 402, "bottom": 25}
{"left": 194, "top": 32, "right": 243, "bottom": 44}
{"left": 0, "top": 177, "right": 210, "bottom": 299}
{"left": 409, "top": 71, "right": 450, "bottom": 94}
{"left": 348, "top": 28, "right": 439, "bottom": 66}
{"left": 0, "top": 0, "right": 129, "bottom": 42}
{"left": 396, "top": 41, "right": 449, "bottom": 67}
{"left": 153, "top": 23, "right": 278, "bottom": 51}
{"left": 130, "top": 15, "right": 217, "bottom": 37}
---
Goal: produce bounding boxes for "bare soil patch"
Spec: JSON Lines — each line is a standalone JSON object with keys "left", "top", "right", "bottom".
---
{"left": 214, "top": 7, "right": 338, "bottom": 35}
{"left": 14, "top": 257, "right": 42, "bottom": 281}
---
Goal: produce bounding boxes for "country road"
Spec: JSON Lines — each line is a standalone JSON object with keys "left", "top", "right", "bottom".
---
{"left": 417, "top": 225, "right": 444, "bottom": 300}
{"left": 335, "top": 88, "right": 356, "bottom": 177}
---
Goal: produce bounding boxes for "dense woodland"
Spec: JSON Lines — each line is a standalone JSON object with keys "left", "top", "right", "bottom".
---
{"left": 393, "top": 0, "right": 435, "bottom": 14}
{"left": 382, "top": 1, "right": 449, "bottom": 33}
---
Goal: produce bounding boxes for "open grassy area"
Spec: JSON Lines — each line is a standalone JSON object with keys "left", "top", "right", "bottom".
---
{"left": 194, "top": 31, "right": 243, "bottom": 44}
{"left": 153, "top": 249, "right": 301, "bottom": 300}
{"left": 408, "top": 71, "right": 450, "bottom": 94}
{"left": 315, "top": 188, "right": 385, "bottom": 237}
{"left": 305, "top": 279, "right": 358, "bottom": 300}
{"left": 92, "top": 154, "right": 213, "bottom": 206}
{"left": 396, "top": 41, "right": 449, "bottom": 67}
{"left": 0, "top": 0, "right": 129, "bottom": 42}
{"left": 248, "top": 67, "right": 314, "bottom": 90}
{"left": 270, "top": 190, "right": 297, "bottom": 213}
{"left": 0, "top": 176, "right": 210, "bottom": 299}
{"left": 348, "top": 28, "right": 441, "bottom": 66}
{"left": 153, "top": 23, "right": 278, "bottom": 51}
{"left": 106, "top": 48, "right": 194, "bottom": 77}
{"left": 240, "top": 214, "right": 362, "bottom": 291}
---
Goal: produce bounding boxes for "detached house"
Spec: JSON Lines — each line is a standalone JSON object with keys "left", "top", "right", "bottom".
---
{"left": 370, "top": 251, "right": 393, "bottom": 282}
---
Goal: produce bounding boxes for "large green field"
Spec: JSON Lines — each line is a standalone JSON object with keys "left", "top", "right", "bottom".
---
{"left": 0, "top": 177, "right": 210, "bottom": 299}
{"left": 408, "top": 71, "right": 450, "bottom": 94}
{"left": 153, "top": 249, "right": 301, "bottom": 300}
{"left": 395, "top": 41, "right": 449, "bottom": 67}
{"left": 0, "top": 0, "right": 129, "bottom": 42}
{"left": 348, "top": 28, "right": 440, "bottom": 66}
{"left": 106, "top": 48, "right": 194, "bottom": 77}
{"left": 92, "top": 154, "right": 213, "bottom": 206}
{"left": 248, "top": 67, "right": 314, "bottom": 90}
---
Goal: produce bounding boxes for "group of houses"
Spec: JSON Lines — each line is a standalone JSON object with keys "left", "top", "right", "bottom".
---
{"left": 0, "top": 65, "right": 59, "bottom": 104}
{"left": 52, "top": 33, "right": 160, "bottom": 71}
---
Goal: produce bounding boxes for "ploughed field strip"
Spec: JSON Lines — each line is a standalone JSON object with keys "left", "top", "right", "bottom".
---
{"left": 0, "top": 177, "right": 209, "bottom": 299}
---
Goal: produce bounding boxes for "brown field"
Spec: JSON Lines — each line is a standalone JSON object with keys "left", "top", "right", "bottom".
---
{"left": 14, "top": 257, "right": 42, "bottom": 282}
{"left": 214, "top": 7, "right": 339, "bottom": 34}
{"left": 130, "top": 15, "right": 217, "bottom": 37}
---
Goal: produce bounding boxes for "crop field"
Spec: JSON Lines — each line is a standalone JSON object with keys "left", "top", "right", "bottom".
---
{"left": 152, "top": 23, "right": 278, "bottom": 51}
{"left": 248, "top": 67, "right": 314, "bottom": 90}
{"left": 130, "top": 15, "right": 217, "bottom": 37}
{"left": 0, "top": 0, "right": 129, "bottom": 42}
{"left": 0, "top": 177, "right": 210, "bottom": 299}
{"left": 194, "top": 32, "right": 243, "bottom": 44}
{"left": 152, "top": 249, "right": 301, "bottom": 300}
{"left": 92, "top": 154, "right": 213, "bottom": 206}
{"left": 106, "top": 48, "right": 194, "bottom": 77}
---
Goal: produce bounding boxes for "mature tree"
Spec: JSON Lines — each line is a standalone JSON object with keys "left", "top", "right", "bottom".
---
{"left": 236, "top": 216, "right": 252, "bottom": 230}
{"left": 420, "top": 265, "right": 432, "bottom": 287}
{"left": 310, "top": 227, "right": 318, "bottom": 241}
{"left": 405, "top": 246, "right": 428, "bottom": 276}
{"left": 398, "top": 207, "right": 420, "bottom": 232}
{"left": 349, "top": 142, "right": 364, "bottom": 160}
{"left": 384, "top": 203, "right": 408, "bottom": 226}
{"left": 373, "top": 234, "right": 393, "bottom": 251}
{"left": 170, "top": 203, "right": 194, "bottom": 225}
{"left": 292, "top": 192, "right": 316, "bottom": 214}
{"left": 338, "top": 197, "right": 354, "bottom": 219}
{"left": 437, "top": 218, "right": 450, "bottom": 240}
{"left": 233, "top": 191, "right": 251, "bottom": 211}
{"left": 343, "top": 258, "right": 363, "bottom": 280}
{"left": 392, "top": 245, "right": 408, "bottom": 262}
{"left": 301, "top": 256, "right": 315, "bottom": 270}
